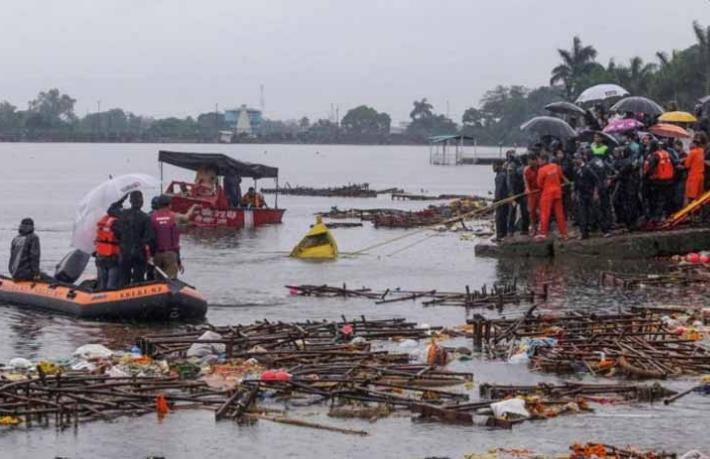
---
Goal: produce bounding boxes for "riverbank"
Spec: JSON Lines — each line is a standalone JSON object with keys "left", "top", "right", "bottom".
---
{"left": 474, "top": 226, "right": 710, "bottom": 259}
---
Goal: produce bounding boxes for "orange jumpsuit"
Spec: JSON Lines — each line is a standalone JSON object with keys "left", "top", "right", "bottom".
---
{"left": 537, "top": 163, "right": 568, "bottom": 237}
{"left": 684, "top": 147, "right": 705, "bottom": 201}
{"left": 524, "top": 166, "right": 540, "bottom": 229}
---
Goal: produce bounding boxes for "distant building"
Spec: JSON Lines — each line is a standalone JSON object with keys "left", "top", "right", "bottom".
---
{"left": 390, "top": 121, "right": 409, "bottom": 135}
{"left": 224, "top": 105, "right": 263, "bottom": 137}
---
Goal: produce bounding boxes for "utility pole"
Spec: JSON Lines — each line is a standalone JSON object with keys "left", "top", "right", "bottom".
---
{"left": 259, "top": 84, "right": 265, "bottom": 113}
{"left": 96, "top": 100, "right": 102, "bottom": 136}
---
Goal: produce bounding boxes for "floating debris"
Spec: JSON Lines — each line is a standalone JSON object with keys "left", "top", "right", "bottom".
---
{"left": 286, "top": 281, "right": 544, "bottom": 310}
{"left": 262, "top": 183, "right": 397, "bottom": 198}
{"left": 469, "top": 309, "right": 710, "bottom": 378}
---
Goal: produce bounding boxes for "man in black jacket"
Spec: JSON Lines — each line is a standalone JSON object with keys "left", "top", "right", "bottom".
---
{"left": 493, "top": 160, "right": 509, "bottom": 242}
{"left": 9, "top": 218, "right": 42, "bottom": 281}
{"left": 115, "top": 191, "right": 154, "bottom": 286}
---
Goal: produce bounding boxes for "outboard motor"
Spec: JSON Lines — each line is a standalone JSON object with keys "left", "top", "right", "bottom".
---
{"left": 54, "top": 249, "right": 90, "bottom": 284}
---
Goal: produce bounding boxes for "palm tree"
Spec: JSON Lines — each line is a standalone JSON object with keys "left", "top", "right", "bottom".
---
{"left": 409, "top": 98, "right": 433, "bottom": 121}
{"left": 692, "top": 21, "right": 710, "bottom": 94}
{"left": 656, "top": 51, "right": 680, "bottom": 102}
{"left": 550, "top": 36, "right": 598, "bottom": 100}
{"left": 626, "top": 57, "right": 657, "bottom": 95}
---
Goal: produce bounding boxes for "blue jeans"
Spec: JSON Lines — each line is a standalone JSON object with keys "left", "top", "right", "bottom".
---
{"left": 96, "top": 258, "right": 120, "bottom": 290}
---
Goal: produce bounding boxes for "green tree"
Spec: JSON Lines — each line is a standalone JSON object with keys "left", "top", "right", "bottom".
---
{"left": 0, "top": 101, "right": 20, "bottom": 129}
{"left": 692, "top": 20, "right": 710, "bottom": 94}
{"left": 550, "top": 36, "right": 598, "bottom": 100}
{"left": 607, "top": 57, "right": 657, "bottom": 95}
{"left": 27, "top": 89, "right": 77, "bottom": 128}
{"left": 409, "top": 98, "right": 433, "bottom": 121}
{"left": 196, "top": 111, "right": 226, "bottom": 141}
{"left": 340, "top": 105, "right": 391, "bottom": 142}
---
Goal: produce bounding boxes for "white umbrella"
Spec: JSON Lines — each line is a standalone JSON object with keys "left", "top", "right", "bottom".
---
{"left": 575, "top": 84, "right": 629, "bottom": 105}
{"left": 71, "top": 173, "right": 161, "bottom": 253}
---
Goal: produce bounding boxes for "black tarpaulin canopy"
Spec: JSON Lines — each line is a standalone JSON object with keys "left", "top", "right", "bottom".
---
{"left": 158, "top": 150, "right": 278, "bottom": 179}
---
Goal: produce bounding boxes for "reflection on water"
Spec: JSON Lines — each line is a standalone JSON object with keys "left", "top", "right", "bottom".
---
{"left": 0, "top": 144, "right": 708, "bottom": 458}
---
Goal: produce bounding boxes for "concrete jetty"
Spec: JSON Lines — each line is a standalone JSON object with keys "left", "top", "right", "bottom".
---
{"left": 474, "top": 227, "right": 710, "bottom": 259}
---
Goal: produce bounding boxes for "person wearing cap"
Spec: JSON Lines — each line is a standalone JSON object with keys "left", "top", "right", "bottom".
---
{"left": 9, "top": 218, "right": 42, "bottom": 281}
{"left": 150, "top": 195, "right": 182, "bottom": 279}
{"left": 115, "top": 191, "right": 153, "bottom": 286}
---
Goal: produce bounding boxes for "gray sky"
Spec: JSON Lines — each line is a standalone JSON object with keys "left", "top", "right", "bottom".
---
{"left": 1, "top": 0, "right": 707, "bottom": 123}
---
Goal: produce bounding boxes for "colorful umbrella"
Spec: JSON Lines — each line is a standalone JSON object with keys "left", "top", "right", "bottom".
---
{"left": 610, "top": 96, "right": 664, "bottom": 116}
{"left": 520, "top": 116, "right": 577, "bottom": 139}
{"left": 602, "top": 118, "right": 643, "bottom": 134}
{"left": 649, "top": 123, "right": 691, "bottom": 139}
{"left": 658, "top": 111, "right": 697, "bottom": 123}
{"left": 575, "top": 84, "right": 629, "bottom": 104}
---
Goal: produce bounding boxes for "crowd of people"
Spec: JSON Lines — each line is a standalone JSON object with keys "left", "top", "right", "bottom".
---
{"left": 8, "top": 190, "right": 184, "bottom": 291}
{"left": 494, "top": 106, "right": 710, "bottom": 242}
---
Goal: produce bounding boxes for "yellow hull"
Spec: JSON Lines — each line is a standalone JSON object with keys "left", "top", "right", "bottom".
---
{"left": 290, "top": 218, "right": 338, "bottom": 260}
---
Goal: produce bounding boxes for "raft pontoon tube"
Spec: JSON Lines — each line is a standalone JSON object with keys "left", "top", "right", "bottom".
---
{"left": 0, "top": 276, "right": 207, "bottom": 321}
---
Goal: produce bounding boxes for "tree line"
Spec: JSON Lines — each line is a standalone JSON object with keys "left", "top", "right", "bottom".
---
{"left": 0, "top": 20, "right": 708, "bottom": 145}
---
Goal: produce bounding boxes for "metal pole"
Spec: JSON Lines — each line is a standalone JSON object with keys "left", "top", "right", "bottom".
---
{"left": 275, "top": 176, "right": 279, "bottom": 209}
{"left": 160, "top": 162, "right": 164, "bottom": 191}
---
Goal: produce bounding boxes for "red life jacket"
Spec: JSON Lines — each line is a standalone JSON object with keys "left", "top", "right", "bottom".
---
{"left": 95, "top": 215, "right": 120, "bottom": 257}
{"left": 651, "top": 150, "right": 674, "bottom": 181}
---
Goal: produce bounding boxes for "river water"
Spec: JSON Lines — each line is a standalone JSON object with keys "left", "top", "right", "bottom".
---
{"left": 0, "top": 143, "right": 707, "bottom": 458}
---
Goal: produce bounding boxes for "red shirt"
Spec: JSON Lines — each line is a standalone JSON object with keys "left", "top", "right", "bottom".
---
{"left": 523, "top": 166, "right": 539, "bottom": 192}
{"left": 537, "top": 163, "right": 563, "bottom": 196}
{"left": 151, "top": 208, "right": 180, "bottom": 253}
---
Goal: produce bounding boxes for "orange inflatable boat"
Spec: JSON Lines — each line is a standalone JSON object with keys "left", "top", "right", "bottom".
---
{"left": 0, "top": 276, "right": 207, "bottom": 321}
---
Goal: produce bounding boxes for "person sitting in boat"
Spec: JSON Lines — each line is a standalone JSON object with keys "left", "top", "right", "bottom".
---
{"left": 115, "top": 191, "right": 154, "bottom": 286}
{"left": 94, "top": 200, "right": 123, "bottom": 290}
{"left": 150, "top": 195, "right": 182, "bottom": 279}
{"left": 240, "top": 187, "right": 267, "bottom": 208}
{"left": 8, "top": 218, "right": 43, "bottom": 281}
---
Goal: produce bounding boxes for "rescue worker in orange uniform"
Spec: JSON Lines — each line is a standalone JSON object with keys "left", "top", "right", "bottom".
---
{"left": 535, "top": 153, "right": 568, "bottom": 241}
{"left": 644, "top": 141, "right": 677, "bottom": 222}
{"left": 684, "top": 133, "right": 707, "bottom": 204}
{"left": 240, "top": 187, "right": 267, "bottom": 208}
{"left": 94, "top": 201, "right": 123, "bottom": 290}
{"left": 523, "top": 154, "right": 540, "bottom": 235}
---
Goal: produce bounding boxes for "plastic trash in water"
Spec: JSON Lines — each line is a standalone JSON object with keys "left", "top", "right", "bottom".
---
{"left": 8, "top": 358, "right": 33, "bottom": 370}
{"left": 73, "top": 344, "right": 113, "bottom": 360}
{"left": 490, "top": 398, "right": 530, "bottom": 419}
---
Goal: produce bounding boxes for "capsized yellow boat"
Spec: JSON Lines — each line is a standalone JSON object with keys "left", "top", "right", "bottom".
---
{"left": 290, "top": 216, "right": 338, "bottom": 260}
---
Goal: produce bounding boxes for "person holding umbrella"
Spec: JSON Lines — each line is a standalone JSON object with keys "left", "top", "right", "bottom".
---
{"left": 590, "top": 132, "right": 610, "bottom": 158}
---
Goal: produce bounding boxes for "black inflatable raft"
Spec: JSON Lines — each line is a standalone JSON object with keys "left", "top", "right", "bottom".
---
{"left": 0, "top": 276, "right": 207, "bottom": 321}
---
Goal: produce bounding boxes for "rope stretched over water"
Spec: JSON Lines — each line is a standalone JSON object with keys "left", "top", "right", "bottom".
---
{"left": 351, "top": 189, "right": 538, "bottom": 256}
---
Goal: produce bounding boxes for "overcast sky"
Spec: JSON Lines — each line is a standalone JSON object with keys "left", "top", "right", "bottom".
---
{"left": 1, "top": 0, "right": 708, "bottom": 123}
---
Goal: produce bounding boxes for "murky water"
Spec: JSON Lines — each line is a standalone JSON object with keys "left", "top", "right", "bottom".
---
{"left": 0, "top": 143, "right": 708, "bottom": 458}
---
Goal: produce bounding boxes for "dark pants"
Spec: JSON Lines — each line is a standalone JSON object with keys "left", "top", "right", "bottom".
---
{"left": 576, "top": 197, "right": 594, "bottom": 238}
{"left": 597, "top": 188, "right": 612, "bottom": 233}
{"left": 119, "top": 254, "right": 147, "bottom": 287}
{"left": 96, "top": 257, "right": 120, "bottom": 290}
{"left": 495, "top": 204, "right": 509, "bottom": 240}
{"left": 650, "top": 181, "right": 675, "bottom": 221}
{"left": 507, "top": 196, "right": 530, "bottom": 235}
{"left": 614, "top": 186, "right": 640, "bottom": 230}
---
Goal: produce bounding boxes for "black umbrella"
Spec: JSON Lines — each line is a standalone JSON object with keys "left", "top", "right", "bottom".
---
{"left": 544, "top": 101, "right": 586, "bottom": 116}
{"left": 577, "top": 130, "right": 620, "bottom": 146}
{"left": 520, "top": 116, "right": 577, "bottom": 139}
{"left": 610, "top": 96, "right": 664, "bottom": 116}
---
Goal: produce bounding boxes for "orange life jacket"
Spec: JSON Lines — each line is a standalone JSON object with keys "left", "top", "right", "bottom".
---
{"left": 651, "top": 150, "right": 674, "bottom": 181}
{"left": 95, "top": 215, "right": 120, "bottom": 257}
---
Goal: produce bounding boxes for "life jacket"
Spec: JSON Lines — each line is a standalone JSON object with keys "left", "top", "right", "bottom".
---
{"left": 651, "top": 150, "right": 674, "bottom": 181}
{"left": 95, "top": 215, "right": 120, "bottom": 257}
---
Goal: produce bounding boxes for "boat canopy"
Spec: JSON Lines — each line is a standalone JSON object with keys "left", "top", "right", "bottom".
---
{"left": 158, "top": 150, "right": 278, "bottom": 179}
{"left": 428, "top": 135, "right": 475, "bottom": 144}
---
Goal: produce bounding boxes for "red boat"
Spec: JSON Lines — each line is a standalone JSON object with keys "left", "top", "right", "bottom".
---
{"left": 158, "top": 150, "right": 285, "bottom": 228}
